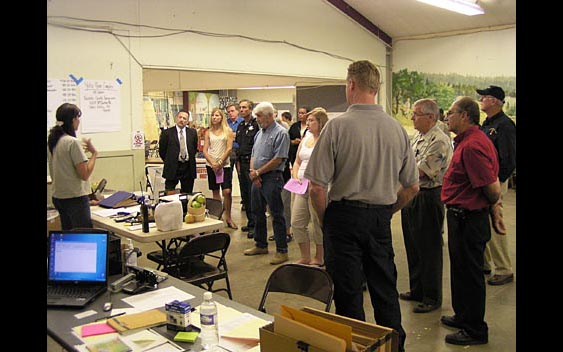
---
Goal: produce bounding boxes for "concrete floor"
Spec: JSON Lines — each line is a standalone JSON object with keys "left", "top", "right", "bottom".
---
{"left": 48, "top": 187, "right": 516, "bottom": 352}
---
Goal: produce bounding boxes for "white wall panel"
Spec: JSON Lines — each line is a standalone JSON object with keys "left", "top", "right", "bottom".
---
{"left": 392, "top": 28, "right": 516, "bottom": 76}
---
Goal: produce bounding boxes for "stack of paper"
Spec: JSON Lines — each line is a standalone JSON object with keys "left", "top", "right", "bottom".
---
{"left": 73, "top": 322, "right": 182, "bottom": 352}
{"left": 191, "top": 302, "right": 272, "bottom": 352}
{"left": 85, "top": 336, "right": 130, "bottom": 352}
{"left": 81, "top": 323, "right": 116, "bottom": 337}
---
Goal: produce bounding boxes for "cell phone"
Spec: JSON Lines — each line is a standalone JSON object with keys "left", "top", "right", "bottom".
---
{"left": 90, "top": 178, "right": 108, "bottom": 201}
{"left": 95, "top": 178, "right": 107, "bottom": 194}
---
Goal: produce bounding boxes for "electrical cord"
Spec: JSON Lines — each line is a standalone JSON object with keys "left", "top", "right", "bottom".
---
{"left": 47, "top": 15, "right": 357, "bottom": 63}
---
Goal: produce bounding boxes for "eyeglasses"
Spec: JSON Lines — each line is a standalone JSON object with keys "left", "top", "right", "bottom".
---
{"left": 411, "top": 112, "right": 431, "bottom": 117}
{"left": 479, "top": 96, "right": 496, "bottom": 102}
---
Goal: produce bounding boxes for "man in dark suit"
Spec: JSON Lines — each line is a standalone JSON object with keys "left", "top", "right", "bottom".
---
{"left": 159, "top": 109, "right": 198, "bottom": 194}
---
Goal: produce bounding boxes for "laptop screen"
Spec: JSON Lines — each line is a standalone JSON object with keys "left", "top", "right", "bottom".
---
{"left": 47, "top": 231, "right": 109, "bottom": 283}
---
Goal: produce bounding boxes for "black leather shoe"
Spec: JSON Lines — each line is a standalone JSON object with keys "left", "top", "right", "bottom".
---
{"left": 487, "top": 273, "right": 514, "bottom": 285}
{"left": 241, "top": 226, "right": 251, "bottom": 232}
{"left": 247, "top": 232, "right": 254, "bottom": 239}
{"left": 399, "top": 291, "right": 422, "bottom": 302}
{"left": 445, "top": 330, "right": 487, "bottom": 345}
{"left": 268, "top": 234, "right": 293, "bottom": 242}
{"left": 413, "top": 302, "right": 440, "bottom": 313}
{"left": 440, "top": 315, "right": 463, "bottom": 329}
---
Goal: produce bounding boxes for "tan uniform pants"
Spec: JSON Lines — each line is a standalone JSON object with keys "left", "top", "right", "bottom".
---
{"left": 484, "top": 181, "right": 513, "bottom": 275}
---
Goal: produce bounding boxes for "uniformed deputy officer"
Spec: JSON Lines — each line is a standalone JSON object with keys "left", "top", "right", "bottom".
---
{"left": 235, "top": 99, "right": 259, "bottom": 237}
{"left": 477, "top": 85, "right": 516, "bottom": 286}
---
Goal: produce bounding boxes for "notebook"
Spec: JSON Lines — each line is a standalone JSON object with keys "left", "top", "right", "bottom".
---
{"left": 47, "top": 230, "right": 109, "bottom": 308}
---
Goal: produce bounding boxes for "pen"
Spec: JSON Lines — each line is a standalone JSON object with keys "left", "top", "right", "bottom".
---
{"left": 96, "top": 312, "right": 126, "bottom": 321}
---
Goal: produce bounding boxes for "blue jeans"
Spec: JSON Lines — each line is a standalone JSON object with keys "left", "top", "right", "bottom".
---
{"left": 52, "top": 195, "right": 92, "bottom": 230}
{"left": 324, "top": 201, "right": 405, "bottom": 352}
{"left": 250, "top": 171, "right": 287, "bottom": 253}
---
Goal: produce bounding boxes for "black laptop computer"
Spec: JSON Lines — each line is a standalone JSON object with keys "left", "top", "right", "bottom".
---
{"left": 47, "top": 230, "right": 109, "bottom": 308}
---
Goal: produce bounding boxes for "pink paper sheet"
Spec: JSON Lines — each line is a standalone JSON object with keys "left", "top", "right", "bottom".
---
{"left": 215, "top": 168, "right": 224, "bottom": 183}
{"left": 81, "top": 323, "right": 117, "bottom": 337}
{"left": 283, "top": 178, "right": 309, "bottom": 195}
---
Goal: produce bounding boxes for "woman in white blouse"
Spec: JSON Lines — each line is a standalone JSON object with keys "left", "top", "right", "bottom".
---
{"left": 203, "top": 108, "right": 237, "bottom": 229}
{"left": 291, "top": 107, "right": 329, "bottom": 265}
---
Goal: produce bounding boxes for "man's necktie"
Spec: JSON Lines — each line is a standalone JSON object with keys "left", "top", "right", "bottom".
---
{"left": 179, "top": 129, "right": 187, "bottom": 161}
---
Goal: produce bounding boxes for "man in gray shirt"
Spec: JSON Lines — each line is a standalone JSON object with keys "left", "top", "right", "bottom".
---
{"left": 243, "top": 102, "right": 290, "bottom": 265}
{"left": 306, "top": 60, "right": 419, "bottom": 352}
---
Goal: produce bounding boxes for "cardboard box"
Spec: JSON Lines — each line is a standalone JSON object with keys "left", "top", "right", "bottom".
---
{"left": 259, "top": 306, "right": 397, "bottom": 352}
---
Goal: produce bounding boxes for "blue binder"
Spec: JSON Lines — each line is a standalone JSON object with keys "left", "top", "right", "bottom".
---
{"left": 98, "top": 191, "right": 137, "bottom": 208}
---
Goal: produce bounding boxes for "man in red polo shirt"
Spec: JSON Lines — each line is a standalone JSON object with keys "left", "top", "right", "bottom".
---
{"left": 440, "top": 96, "right": 504, "bottom": 346}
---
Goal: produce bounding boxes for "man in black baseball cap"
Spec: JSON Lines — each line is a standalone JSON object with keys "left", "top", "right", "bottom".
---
{"left": 476, "top": 85, "right": 505, "bottom": 103}
{"left": 476, "top": 85, "right": 516, "bottom": 286}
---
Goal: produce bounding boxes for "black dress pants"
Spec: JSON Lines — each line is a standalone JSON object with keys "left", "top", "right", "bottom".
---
{"left": 446, "top": 207, "right": 491, "bottom": 340}
{"left": 324, "top": 202, "right": 406, "bottom": 352}
{"left": 164, "top": 161, "right": 194, "bottom": 194}
{"left": 401, "top": 187, "right": 444, "bottom": 305}
{"left": 238, "top": 160, "right": 255, "bottom": 228}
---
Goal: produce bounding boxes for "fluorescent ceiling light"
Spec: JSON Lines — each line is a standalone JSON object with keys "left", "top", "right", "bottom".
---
{"left": 417, "top": 0, "right": 484, "bottom": 16}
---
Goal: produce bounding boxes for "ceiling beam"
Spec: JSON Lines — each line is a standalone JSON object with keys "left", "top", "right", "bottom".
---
{"left": 325, "top": 0, "right": 392, "bottom": 47}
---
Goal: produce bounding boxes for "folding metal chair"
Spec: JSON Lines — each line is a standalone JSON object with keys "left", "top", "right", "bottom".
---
{"left": 258, "top": 263, "right": 334, "bottom": 313}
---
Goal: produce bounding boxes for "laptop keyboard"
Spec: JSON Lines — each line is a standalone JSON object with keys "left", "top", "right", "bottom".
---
{"left": 47, "top": 286, "right": 100, "bottom": 298}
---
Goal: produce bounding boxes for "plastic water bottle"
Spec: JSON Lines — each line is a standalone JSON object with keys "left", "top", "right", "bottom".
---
{"left": 200, "top": 291, "right": 219, "bottom": 350}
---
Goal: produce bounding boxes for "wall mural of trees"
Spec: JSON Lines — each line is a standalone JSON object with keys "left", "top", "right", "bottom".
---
{"left": 392, "top": 69, "right": 516, "bottom": 128}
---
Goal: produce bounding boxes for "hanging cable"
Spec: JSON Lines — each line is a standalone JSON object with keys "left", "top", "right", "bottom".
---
{"left": 47, "top": 16, "right": 358, "bottom": 63}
